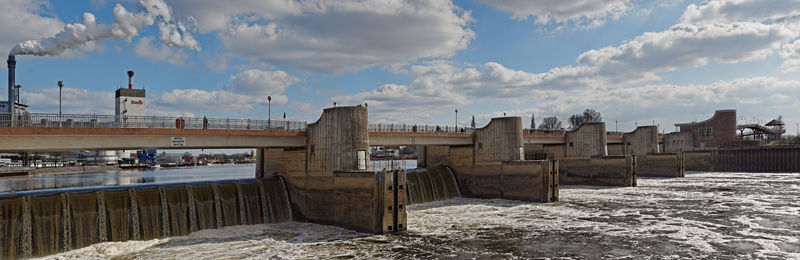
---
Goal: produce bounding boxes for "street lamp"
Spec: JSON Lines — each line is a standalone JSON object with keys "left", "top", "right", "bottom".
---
{"left": 57, "top": 81, "right": 63, "bottom": 127}
{"left": 454, "top": 108, "right": 458, "bottom": 130}
{"left": 267, "top": 96, "right": 272, "bottom": 130}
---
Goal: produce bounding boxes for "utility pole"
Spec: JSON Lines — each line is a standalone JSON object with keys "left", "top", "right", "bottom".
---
{"left": 57, "top": 81, "right": 64, "bottom": 127}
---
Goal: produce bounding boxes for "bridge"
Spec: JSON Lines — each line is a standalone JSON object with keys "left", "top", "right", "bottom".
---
{"left": 0, "top": 111, "right": 636, "bottom": 152}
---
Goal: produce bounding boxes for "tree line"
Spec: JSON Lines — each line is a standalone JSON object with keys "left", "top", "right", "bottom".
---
{"left": 531, "top": 109, "right": 603, "bottom": 130}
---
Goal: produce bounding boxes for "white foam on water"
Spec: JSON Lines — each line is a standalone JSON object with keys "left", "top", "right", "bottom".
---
{"left": 38, "top": 172, "right": 800, "bottom": 259}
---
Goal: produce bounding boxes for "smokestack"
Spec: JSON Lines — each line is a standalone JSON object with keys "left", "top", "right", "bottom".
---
{"left": 7, "top": 56, "right": 15, "bottom": 124}
{"left": 127, "top": 70, "right": 134, "bottom": 89}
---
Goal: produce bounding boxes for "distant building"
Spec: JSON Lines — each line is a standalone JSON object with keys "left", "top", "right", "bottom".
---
{"left": 115, "top": 88, "right": 146, "bottom": 126}
{"left": 0, "top": 101, "right": 29, "bottom": 125}
{"left": 675, "top": 110, "right": 737, "bottom": 149}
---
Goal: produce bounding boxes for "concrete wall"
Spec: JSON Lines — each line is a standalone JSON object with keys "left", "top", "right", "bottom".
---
{"left": 474, "top": 117, "right": 523, "bottom": 164}
{"left": 559, "top": 156, "right": 637, "bottom": 186}
{"left": 607, "top": 143, "right": 623, "bottom": 155}
{"left": 564, "top": 122, "right": 607, "bottom": 157}
{"left": 714, "top": 146, "right": 800, "bottom": 172}
{"left": 664, "top": 131, "right": 694, "bottom": 153}
{"left": 450, "top": 160, "right": 558, "bottom": 202}
{"left": 417, "top": 145, "right": 451, "bottom": 168}
{"left": 685, "top": 151, "right": 713, "bottom": 171}
{"left": 638, "top": 153, "right": 684, "bottom": 177}
{"left": 623, "top": 126, "right": 659, "bottom": 156}
{"left": 676, "top": 110, "right": 737, "bottom": 148}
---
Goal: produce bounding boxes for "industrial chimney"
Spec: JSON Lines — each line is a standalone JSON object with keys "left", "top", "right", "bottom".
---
{"left": 7, "top": 55, "right": 15, "bottom": 126}
{"left": 127, "top": 70, "right": 134, "bottom": 89}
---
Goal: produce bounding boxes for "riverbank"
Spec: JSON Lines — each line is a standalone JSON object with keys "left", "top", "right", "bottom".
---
{"left": 32, "top": 165, "right": 121, "bottom": 176}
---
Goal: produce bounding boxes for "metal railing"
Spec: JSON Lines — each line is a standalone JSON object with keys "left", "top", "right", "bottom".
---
{"left": 368, "top": 123, "right": 475, "bottom": 134}
{"left": 523, "top": 128, "right": 627, "bottom": 136}
{"left": 523, "top": 128, "right": 566, "bottom": 135}
{"left": 0, "top": 113, "right": 307, "bottom": 131}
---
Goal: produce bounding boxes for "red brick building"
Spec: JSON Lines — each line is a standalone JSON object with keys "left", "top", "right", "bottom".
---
{"left": 675, "top": 110, "right": 737, "bottom": 149}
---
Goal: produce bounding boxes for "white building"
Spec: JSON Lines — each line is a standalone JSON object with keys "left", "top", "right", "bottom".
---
{"left": 115, "top": 88, "right": 146, "bottom": 127}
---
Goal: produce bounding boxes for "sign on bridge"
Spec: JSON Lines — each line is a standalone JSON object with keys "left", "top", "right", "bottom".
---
{"left": 171, "top": 136, "right": 186, "bottom": 147}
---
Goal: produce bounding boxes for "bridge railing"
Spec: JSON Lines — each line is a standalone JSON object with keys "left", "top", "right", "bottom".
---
{"left": 523, "top": 129, "right": 627, "bottom": 136}
{"left": 368, "top": 123, "right": 475, "bottom": 133}
{"left": 0, "top": 113, "right": 307, "bottom": 131}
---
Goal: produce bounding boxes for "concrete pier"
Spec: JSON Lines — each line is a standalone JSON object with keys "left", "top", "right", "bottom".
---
{"left": 558, "top": 123, "right": 637, "bottom": 186}
{"left": 448, "top": 117, "right": 558, "bottom": 202}
{"left": 559, "top": 156, "right": 637, "bottom": 186}
{"left": 622, "top": 126, "right": 684, "bottom": 177}
{"left": 258, "top": 106, "right": 406, "bottom": 234}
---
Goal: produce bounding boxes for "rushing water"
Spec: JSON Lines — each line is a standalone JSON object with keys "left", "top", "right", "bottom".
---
{"left": 0, "top": 164, "right": 257, "bottom": 194}
{"left": 39, "top": 171, "right": 800, "bottom": 259}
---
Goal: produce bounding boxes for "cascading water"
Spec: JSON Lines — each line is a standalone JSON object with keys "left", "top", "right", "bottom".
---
{"left": 405, "top": 166, "right": 461, "bottom": 205}
{"left": 0, "top": 177, "right": 292, "bottom": 259}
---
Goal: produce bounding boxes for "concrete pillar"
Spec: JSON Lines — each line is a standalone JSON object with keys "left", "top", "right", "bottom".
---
{"left": 474, "top": 117, "right": 524, "bottom": 164}
{"left": 623, "top": 126, "right": 659, "bottom": 156}
{"left": 281, "top": 106, "right": 405, "bottom": 234}
{"left": 306, "top": 106, "right": 370, "bottom": 174}
{"left": 564, "top": 122, "right": 607, "bottom": 157}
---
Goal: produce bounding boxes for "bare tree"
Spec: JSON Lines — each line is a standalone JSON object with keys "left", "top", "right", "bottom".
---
{"left": 569, "top": 109, "right": 603, "bottom": 129}
{"left": 538, "top": 116, "right": 562, "bottom": 130}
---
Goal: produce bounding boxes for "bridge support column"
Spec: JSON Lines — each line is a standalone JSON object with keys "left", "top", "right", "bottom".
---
{"left": 273, "top": 106, "right": 406, "bottom": 234}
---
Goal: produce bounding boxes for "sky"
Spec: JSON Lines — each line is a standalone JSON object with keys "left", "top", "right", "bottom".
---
{"left": 1, "top": 0, "right": 800, "bottom": 135}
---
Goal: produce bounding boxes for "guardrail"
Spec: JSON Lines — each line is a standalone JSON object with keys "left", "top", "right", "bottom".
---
{"left": 0, "top": 113, "right": 307, "bottom": 131}
{"left": 368, "top": 123, "right": 475, "bottom": 133}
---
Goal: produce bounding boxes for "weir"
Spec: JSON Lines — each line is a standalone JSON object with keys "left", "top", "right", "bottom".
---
{"left": 405, "top": 166, "right": 461, "bottom": 204}
{"left": 0, "top": 177, "right": 291, "bottom": 259}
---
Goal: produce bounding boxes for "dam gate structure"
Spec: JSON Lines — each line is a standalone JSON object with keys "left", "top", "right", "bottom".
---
{"left": 0, "top": 177, "right": 291, "bottom": 259}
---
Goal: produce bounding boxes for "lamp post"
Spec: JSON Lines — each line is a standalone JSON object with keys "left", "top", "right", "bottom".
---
{"left": 454, "top": 108, "right": 458, "bottom": 131}
{"left": 57, "top": 81, "right": 63, "bottom": 127}
{"left": 267, "top": 96, "right": 272, "bottom": 130}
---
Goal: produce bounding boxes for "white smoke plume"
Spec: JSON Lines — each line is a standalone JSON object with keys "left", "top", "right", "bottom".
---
{"left": 9, "top": 0, "right": 199, "bottom": 56}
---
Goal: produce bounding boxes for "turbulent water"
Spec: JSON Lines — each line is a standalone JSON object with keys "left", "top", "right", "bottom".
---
{"left": 39, "top": 172, "right": 800, "bottom": 259}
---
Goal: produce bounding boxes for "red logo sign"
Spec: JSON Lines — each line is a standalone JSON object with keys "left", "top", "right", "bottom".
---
{"left": 130, "top": 100, "right": 144, "bottom": 105}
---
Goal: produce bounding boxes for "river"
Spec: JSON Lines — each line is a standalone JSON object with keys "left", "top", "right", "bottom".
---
{"left": 0, "top": 164, "right": 257, "bottom": 194}
{"left": 36, "top": 171, "right": 800, "bottom": 259}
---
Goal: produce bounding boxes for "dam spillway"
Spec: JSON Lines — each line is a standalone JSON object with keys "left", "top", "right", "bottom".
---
{"left": 0, "top": 177, "right": 291, "bottom": 259}
{"left": 405, "top": 166, "right": 461, "bottom": 205}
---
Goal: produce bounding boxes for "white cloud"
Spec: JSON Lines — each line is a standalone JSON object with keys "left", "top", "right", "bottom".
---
{"left": 575, "top": 22, "right": 795, "bottom": 85}
{"left": 223, "top": 69, "right": 301, "bottom": 97}
{"left": 779, "top": 39, "right": 800, "bottom": 73}
{"left": 133, "top": 36, "right": 189, "bottom": 66}
{"left": 23, "top": 87, "right": 114, "bottom": 114}
{"left": 166, "top": 0, "right": 474, "bottom": 73}
{"left": 152, "top": 89, "right": 267, "bottom": 113}
{"left": 10, "top": 0, "right": 198, "bottom": 57}
{"left": 0, "top": 0, "right": 63, "bottom": 54}
{"left": 150, "top": 68, "right": 298, "bottom": 113}
{"left": 680, "top": 0, "right": 800, "bottom": 24}
{"left": 478, "top": 0, "right": 632, "bottom": 29}
{"left": 523, "top": 77, "right": 800, "bottom": 131}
